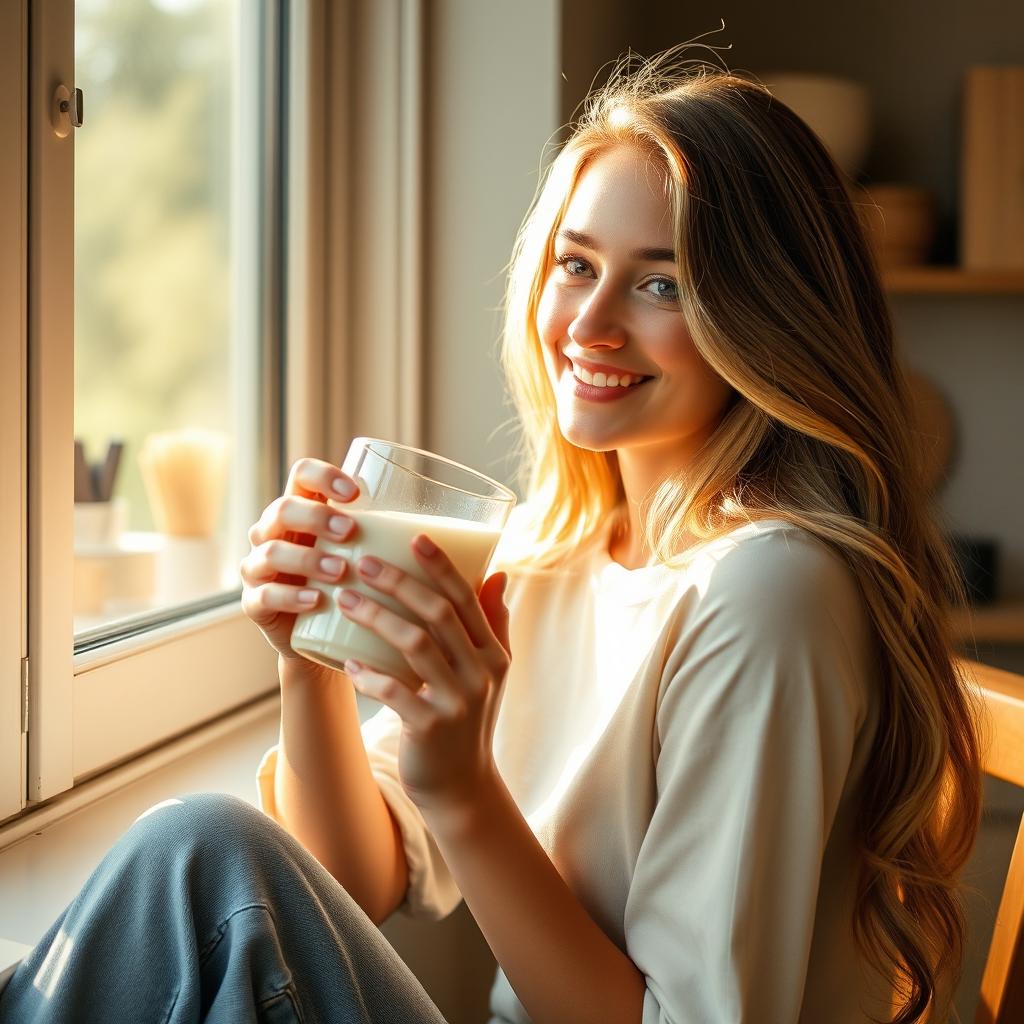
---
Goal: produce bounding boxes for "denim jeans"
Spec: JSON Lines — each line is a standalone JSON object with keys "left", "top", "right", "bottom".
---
{"left": 0, "top": 792, "right": 449, "bottom": 1023}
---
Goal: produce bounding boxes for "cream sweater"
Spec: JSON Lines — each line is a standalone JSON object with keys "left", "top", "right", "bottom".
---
{"left": 257, "top": 509, "right": 894, "bottom": 1023}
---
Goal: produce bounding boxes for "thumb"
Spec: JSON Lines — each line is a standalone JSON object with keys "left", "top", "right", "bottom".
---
{"left": 482, "top": 572, "right": 509, "bottom": 625}
{"left": 484, "top": 572, "right": 508, "bottom": 607}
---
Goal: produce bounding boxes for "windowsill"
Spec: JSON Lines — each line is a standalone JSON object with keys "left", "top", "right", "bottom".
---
{"left": 0, "top": 694, "right": 283, "bottom": 983}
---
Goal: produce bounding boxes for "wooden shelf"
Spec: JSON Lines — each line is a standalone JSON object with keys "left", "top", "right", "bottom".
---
{"left": 882, "top": 266, "right": 1024, "bottom": 294}
{"left": 950, "top": 600, "right": 1024, "bottom": 645}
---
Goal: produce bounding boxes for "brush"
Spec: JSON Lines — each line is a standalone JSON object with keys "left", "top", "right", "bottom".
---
{"left": 138, "top": 429, "right": 230, "bottom": 537}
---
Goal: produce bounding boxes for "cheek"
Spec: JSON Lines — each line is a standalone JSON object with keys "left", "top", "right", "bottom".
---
{"left": 690, "top": 360, "right": 735, "bottom": 420}
{"left": 670, "top": 339, "right": 735, "bottom": 418}
{"left": 535, "top": 281, "right": 566, "bottom": 344}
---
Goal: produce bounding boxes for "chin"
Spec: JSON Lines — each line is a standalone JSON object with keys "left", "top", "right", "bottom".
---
{"left": 556, "top": 425, "right": 618, "bottom": 453}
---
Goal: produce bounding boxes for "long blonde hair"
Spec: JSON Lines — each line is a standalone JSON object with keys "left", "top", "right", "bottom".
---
{"left": 497, "top": 45, "right": 983, "bottom": 1023}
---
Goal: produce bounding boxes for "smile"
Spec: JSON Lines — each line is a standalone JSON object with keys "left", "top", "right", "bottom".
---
{"left": 561, "top": 361, "right": 653, "bottom": 403}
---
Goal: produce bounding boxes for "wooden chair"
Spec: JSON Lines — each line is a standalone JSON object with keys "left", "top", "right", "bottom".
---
{"left": 959, "top": 657, "right": 1024, "bottom": 1024}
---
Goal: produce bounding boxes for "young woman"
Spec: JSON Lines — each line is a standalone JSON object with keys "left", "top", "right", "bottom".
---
{"left": 1, "top": 46, "right": 982, "bottom": 1024}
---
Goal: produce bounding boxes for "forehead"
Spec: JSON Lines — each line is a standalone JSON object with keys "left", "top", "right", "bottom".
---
{"left": 560, "top": 146, "right": 674, "bottom": 241}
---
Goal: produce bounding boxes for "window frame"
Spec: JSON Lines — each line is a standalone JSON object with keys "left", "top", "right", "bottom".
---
{"left": 25, "top": 0, "right": 284, "bottom": 802}
{"left": 0, "top": 0, "right": 28, "bottom": 823}
{"left": 9, "top": 0, "right": 428, "bottom": 817}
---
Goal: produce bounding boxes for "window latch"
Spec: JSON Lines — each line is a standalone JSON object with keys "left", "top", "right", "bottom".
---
{"left": 52, "top": 85, "right": 84, "bottom": 139}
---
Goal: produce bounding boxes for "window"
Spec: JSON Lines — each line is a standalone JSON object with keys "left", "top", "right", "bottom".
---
{"left": 4, "top": 0, "right": 418, "bottom": 824}
{"left": 73, "top": 0, "right": 265, "bottom": 637}
{"left": 19, "top": 0, "right": 288, "bottom": 808}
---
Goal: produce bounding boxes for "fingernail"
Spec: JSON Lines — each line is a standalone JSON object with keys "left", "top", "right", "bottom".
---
{"left": 358, "top": 556, "right": 382, "bottom": 577}
{"left": 320, "top": 556, "right": 343, "bottom": 577}
{"left": 338, "top": 589, "right": 362, "bottom": 608}
{"left": 329, "top": 515, "right": 351, "bottom": 537}
{"left": 332, "top": 477, "right": 356, "bottom": 499}
{"left": 298, "top": 589, "right": 318, "bottom": 604}
{"left": 414, "top": 534, "right": 437, "bottom": 557}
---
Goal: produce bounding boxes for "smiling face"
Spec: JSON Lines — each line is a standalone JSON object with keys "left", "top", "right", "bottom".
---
{"left": 537, "top": 145, "right": 735, "bottom": 469}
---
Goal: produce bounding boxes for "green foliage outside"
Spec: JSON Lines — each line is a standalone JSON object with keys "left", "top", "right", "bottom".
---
{"left": 75, "top": 0, "right": 237, "bottom": 534}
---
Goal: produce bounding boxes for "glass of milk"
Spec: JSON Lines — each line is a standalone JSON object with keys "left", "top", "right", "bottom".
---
{"left": 290, "top": 438, "right": 517, "bottom": 688}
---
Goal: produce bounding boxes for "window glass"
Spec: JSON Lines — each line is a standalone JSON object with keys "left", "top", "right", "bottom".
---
{"left": 73, "top": 0, "right": 262, "bottom": 637}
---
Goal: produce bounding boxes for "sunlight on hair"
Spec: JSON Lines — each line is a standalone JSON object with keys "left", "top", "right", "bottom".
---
{"left": 32, "top": 927, "right": 74, "bottom": 1001}
{"left": 607, "top": 103, "right": 635, "bottom": 130}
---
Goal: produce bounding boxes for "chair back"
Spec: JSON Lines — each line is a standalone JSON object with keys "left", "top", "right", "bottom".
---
{"left": 962, "top": 658, "right": 1024, "bottom": 1024}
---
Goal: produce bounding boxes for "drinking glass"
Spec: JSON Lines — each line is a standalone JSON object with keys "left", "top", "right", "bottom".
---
{"left": 291, "top": 438, "right": 517, "bottom": 687}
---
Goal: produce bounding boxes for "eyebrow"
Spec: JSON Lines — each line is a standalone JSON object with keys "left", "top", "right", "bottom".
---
{"left": 555, "top": 228, "right": 676, "bottom": 263}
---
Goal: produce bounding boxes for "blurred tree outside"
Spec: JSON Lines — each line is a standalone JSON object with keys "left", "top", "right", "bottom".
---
{"left": 75, "top": 0, "right": 238, "bottom": 535}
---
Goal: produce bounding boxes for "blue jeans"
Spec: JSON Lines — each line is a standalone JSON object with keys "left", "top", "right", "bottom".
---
{"left": 0, "top": 793, "right": 449, "bottom": 1023}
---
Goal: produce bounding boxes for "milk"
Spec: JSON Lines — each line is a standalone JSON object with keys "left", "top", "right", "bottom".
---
{"left": 291, "top": 503, "right": 504, "bottom": 687}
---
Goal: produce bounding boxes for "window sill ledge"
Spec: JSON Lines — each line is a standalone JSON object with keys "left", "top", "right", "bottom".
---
{"left": 0, "top": 693, "right": 282, "bottom": 980}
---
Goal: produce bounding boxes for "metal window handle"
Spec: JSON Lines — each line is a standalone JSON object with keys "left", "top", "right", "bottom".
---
{"left": 52, "top": 85, "right": 84, "bottom": 138}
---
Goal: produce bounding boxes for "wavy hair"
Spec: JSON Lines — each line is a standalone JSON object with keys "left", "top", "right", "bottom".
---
{"left": 495, "top": 43, "right": 984, "bottom": 1023}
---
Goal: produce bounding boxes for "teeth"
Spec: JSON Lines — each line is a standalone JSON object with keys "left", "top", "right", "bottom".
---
{"left": 575, "top": 365, "right": 642, "bottom": 388}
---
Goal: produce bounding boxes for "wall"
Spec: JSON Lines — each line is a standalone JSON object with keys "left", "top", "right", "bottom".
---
{"left": 423, "top": 1, "right": 562, "bottom": 494}
{"left": 394, "top": 4, "right": 562, "bottom": 1021}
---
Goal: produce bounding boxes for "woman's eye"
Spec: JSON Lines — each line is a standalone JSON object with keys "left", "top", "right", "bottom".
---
{"left": 646, "top": 278, "right": 679, "bottom": 302}
{"left": 554, "top": 254, "right": 591, "bottom": 277}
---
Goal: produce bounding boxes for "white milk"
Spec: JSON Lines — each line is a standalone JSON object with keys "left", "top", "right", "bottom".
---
{"left": 291, "top": 504, "right": 504, "bottom": 687}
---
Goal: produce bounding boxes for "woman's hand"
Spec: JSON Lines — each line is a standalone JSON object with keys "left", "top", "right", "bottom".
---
{"left": 240, "top": 457, "right": 361, "bottom": 662}
{"left": 337, "top": 534, "right": 511, "bottom": 819}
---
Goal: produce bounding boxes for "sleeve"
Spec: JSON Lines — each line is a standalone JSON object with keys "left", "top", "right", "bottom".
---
{"left": 624, "top": 530, "right": 872, "bottom": 1023}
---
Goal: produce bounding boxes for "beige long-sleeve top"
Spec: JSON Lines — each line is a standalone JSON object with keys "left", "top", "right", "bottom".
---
{"left": 257, "top": 509, "right": 894, "bottom": 1023}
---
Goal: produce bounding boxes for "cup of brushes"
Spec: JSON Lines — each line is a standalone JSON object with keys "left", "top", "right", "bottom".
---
{"left": 138, "top": 429, "right": 230, "bottom": 604}
{"left": 74, "top": 439, "right": 126, "bottom": 546}
{"left": 74, "top": 438, "right": 158, "bottom": 616}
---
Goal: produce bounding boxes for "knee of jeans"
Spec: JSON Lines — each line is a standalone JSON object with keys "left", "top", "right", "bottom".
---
{"left": 126, "top": 792, "right": 273, "bottom": 863}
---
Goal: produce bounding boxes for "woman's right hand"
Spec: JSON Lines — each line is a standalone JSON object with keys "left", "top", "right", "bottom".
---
{"left": 240, "top": 457, "right": 361, "bottom": 662}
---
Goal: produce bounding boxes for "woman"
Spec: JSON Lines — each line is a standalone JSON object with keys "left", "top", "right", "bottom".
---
{"left": 1, "top": 46, "right": 982, "bottom": 1024}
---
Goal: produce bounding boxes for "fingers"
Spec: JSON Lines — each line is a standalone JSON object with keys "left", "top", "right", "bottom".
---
{"left": 337, "top": 588, "right": 466, "bottom": 713}
{"left": 248, "top": 493, "right": 357, "bottom": 548}
{"left": 340, "top": 537, "right": 493, "bottom": 686}
{"left": 241, "top": 537, "right": 351, "bottom": 588}
{"left": 405, "top": 536, "right": 499, "bottom": 654}
{"left": 242, "top": 456, "right": 362, "bottom": 626}
{"left": 241, "top": 581, "right": 322, "bottom": 621}
{"left": 343, "top": 662, "right": 434, "bottom": 730}
{"left": 284, "top": 456, "right": 360, "bottom": 503}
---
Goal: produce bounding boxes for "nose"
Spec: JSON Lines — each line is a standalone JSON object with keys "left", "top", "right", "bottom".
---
{"left": 568, "top": 283, "right": 628, "bottom": 347}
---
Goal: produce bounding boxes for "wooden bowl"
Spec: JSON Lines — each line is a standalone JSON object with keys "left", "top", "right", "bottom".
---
{"left": 854, "top": 184, "right": 938, "bottom": 268}
{"left": 757, "top": 72, "right": 872, "bottom": 179}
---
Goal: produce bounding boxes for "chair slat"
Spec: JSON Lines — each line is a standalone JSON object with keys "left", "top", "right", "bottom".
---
{"left": 956, "top": 659, "right": 1024, "bottom": 1024}
{"left": 975, "top": 814, "right": 1024, "bottom": 1024}
{"left": 957, "top": 659, "right": 1024, "bottom": 787}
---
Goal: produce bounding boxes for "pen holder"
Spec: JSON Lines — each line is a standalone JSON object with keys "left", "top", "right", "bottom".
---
{"left": 74, "top": 497, "right": 128, "bottom": 549}
{"left": 156, "top": 535, "right": 225, "bottom": 605}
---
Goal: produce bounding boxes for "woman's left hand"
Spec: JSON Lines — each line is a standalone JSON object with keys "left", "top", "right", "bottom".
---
{"left": 336, "top": 533, "right": 511, "bottom": 819}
